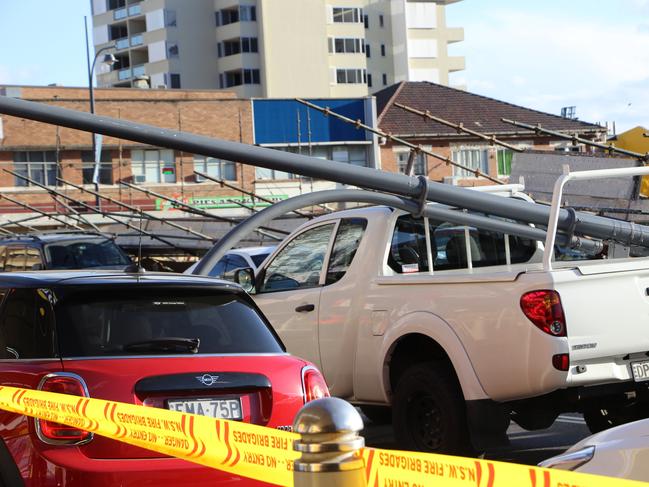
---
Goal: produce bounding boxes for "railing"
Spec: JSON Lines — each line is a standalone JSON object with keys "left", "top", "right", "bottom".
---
{"left": 130, "top": 33, "right": 143, "bottom": 46}
{"left": 113, "top": 7, "right": 127, "bottom": 20}
{"left": 115, "top": 37, "right": 129, "bottom": 50}
{"left": 118, "top": 67, "right": 132, "bottom": 80}
{"left": 128, "top": 3, "right": 141, "bottom": 16}
{"left": 132, "top": 64, "right": 146, "bottom": 77}
{"left": 113, "top": 2, "right": 141, "bottom": 20}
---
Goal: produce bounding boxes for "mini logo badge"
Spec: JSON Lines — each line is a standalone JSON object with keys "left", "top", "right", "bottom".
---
{"left": 196, "top": 374, "right": 221, "bottom": 386}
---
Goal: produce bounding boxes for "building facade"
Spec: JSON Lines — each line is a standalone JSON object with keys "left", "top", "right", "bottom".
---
{"left": 91, "top": 0, "right": 464, "bottom": 97}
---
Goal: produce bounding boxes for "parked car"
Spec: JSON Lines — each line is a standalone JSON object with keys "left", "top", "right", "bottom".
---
{"left": 539, "top": 417, "right": 649, "bottom": 482}
{"left": 185, "top": 246, "right": 275, "bottom": 281}
{"left": 0, "top": 232, "right": 132, "bottom": 271}
{"left": 0, "top": 270, "right": 328, "bottom": 486}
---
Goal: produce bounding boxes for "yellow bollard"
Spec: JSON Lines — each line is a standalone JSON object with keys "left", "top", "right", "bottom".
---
{"left": 292, "top": 397, "right": 367, "bottom": 487}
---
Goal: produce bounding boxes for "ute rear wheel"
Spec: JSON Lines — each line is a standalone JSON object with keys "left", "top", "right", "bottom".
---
{"left": 392, "top": 362, "right": 470, "bottom": 455}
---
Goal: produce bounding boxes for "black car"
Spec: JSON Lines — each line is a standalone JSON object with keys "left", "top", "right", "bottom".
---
{"left": 0, "top": 232, "right": 132, "bottom": 271}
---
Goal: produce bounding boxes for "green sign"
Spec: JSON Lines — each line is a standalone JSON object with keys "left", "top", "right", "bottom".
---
{"left": 155, "top": 195, "right": 289, "bottom": 211}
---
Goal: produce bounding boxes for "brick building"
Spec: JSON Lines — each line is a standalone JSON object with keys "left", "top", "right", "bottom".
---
{"left": 374, "top": 81, "right": 607, "bottom": 185}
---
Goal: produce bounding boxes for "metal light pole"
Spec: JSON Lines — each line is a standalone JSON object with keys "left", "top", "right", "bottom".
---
{"left": 84, "top": 16, "right": 116, "bottom": 209}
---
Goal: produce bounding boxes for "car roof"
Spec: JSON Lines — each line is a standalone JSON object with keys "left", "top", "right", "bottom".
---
{"left": 0, "top": 233, "right": 112, "bottom": 244}
{"left": 228, "top": 246, "right": 276, "bottom": 257}
{"left": 0, "top": 270, "right": 244, "bottom": 292}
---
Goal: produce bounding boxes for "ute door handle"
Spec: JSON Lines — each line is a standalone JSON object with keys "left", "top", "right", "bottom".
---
{"left": 295, "top": 304, "right": 315, "bottom": 313}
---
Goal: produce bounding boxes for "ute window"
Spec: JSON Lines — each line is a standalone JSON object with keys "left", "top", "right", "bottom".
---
{"left": 388, "top": 214, "right": 537, "bottom": 273}
{"left": 325, "top": 218, "right": 367, "bottom": 285}
{"left": 45, "top": 238, "right": 131, "bottom": 269}
{"left": 54, "top": 289, "right": 283, "bottom": 357}
{"left": 0, "top": 288, "right": 56, "bottom": 359}
{"left": 260, "top": 223, "right": 335, "bottom": 293}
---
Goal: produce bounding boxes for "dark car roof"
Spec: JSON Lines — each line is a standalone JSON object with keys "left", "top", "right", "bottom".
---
{"left": 0, "top": 233, "right": 112, "bottom": 244}
{"left": 0, "top": 270, "right": 244, "bottom": 293}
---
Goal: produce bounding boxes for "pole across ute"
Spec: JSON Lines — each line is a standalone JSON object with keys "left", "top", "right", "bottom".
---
{"left": 0, "top": 96, "right": 648, "bottom": 248}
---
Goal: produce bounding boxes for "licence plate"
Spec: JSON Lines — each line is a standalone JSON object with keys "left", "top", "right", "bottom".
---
{"left": 631, "top": 361, "right": 649, "bottom": 382}
{"left": 167, "top": 398, "right": 243, "bottom": 420}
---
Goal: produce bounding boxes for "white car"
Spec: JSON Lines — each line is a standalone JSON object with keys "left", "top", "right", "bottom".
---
{"left": 539, "top": 417, "right": 649, "bottom": 481}
{"left": 185, "top": 246, "right": 275, "bottom": 280}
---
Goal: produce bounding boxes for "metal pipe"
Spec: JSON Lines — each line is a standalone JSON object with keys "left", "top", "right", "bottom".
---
{"left": 0, "top": 194, "right": 84, "bottom": 231}
{"left": 120, "top": 181, "right": 288, "bottom": 239}
{"left": 193, "top": 189, "right": 602, "bottom": 275}
{"left": 58, "top": 177, "right": 215, "bottom": 242}
{"left": 193, "top": 170, "right": 314, "bottom": 218}
{"left": 297, "top": 98, "right": 503, "bottom": 184}
{"left": 394, "top": 103, "right": 524, "bottom": 152}
{"left": 501, "top": 118, "right": 649, "bottom": 162}
{"left": 0, "top": 96, "right": 646, "bottom": 248}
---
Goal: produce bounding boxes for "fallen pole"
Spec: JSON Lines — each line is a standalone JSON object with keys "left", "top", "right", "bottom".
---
{"left": 0, "top": 96, "right": 647, "bottom": 248}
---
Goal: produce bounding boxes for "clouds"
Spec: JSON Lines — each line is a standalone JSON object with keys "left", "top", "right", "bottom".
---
{"left": 449, "top": 3, "right": 649, "bottom": 132}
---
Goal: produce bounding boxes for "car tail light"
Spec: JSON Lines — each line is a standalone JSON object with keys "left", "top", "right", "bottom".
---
{"left": 552, "top": 353, "right": 570, "bottom": 371}
{"left": 520, "top": 290, "right": 567, "bottom": 337}
{"left": 302, "top": 366, "right": 330, "bottom": 404}
{"left": 36, "top": 373, "right": 93, "bottom": 445}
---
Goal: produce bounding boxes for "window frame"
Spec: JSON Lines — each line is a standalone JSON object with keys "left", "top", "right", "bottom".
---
{"left": 13, "top": 151, "right": 60, "bottom": 187}
{"left": 131, "top": 149, "right": 176, "bottom": 184}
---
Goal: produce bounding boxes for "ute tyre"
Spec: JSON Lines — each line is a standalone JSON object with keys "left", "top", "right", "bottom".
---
{"left": 392, "top": 362, "right": 470, "bottom": 455}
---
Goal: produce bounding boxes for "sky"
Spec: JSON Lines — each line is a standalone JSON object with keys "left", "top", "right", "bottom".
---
{"left": 0, "top": 1, "right": 647, "bottom": 133}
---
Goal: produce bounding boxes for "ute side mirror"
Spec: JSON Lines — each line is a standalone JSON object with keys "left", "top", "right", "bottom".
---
{"left": 234, "top": 267, "right": 256, "bottom": 293}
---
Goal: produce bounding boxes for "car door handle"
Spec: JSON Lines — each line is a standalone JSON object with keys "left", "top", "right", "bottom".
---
{"left": 295, "top": 304, "right": 315, "bottom": 313}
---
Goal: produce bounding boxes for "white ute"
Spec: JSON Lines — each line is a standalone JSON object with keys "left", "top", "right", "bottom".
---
{"left": 236, "top": 178, "right": 649, "bottom": 454}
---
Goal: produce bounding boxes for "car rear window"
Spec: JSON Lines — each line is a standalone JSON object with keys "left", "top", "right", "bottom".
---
{"left": 54, "top": 289, "right": 283, "bottom": 357}
{"left": 45, "top": 238, "right": 131, "bottom": 269}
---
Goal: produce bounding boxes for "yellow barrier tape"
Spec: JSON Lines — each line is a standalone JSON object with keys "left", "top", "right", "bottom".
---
{"left": 0, "top": 386, "right": 299, "bottom": 486}
{"left": 0, "top": 386, "right": 645, "bottom": 487}
{"left": 361, "top": 447, "right": 647, "bottom": 487}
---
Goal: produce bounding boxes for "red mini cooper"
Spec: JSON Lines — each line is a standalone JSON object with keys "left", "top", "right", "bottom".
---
{"left": 0, "top": 271, "right": 329, "bottom": 486}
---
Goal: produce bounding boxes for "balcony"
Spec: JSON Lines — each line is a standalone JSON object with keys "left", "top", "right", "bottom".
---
{"left": 115, "top": 37, "right": 129, "bottom": 50}
{"left": 131, "top": 33, "right": 143, "bottom": 46}
{"left": 113, "top": 2, "right": 142, "bottom": 20}
{"left": 118, "top": 67, "right": 132, "bottom": 80}
{"left": 447, "top": 27, "right": 464, "bottom": 44}
{"left": 132, "top": 64, "right": 146, "bottom": 77}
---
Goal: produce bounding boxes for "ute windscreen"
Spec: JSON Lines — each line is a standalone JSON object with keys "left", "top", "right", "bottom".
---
{"left": 45, "top": 239, "right": 131, "bottom": 269}
{"left": 55, "top": 290, "right": 283, "bottom": 357}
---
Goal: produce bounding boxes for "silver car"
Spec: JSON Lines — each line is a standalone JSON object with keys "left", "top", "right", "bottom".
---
{"left": 540, "top": 418, "right": 649, "bottom": 481}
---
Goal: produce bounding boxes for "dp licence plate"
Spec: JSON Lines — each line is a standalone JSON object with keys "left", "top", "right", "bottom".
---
{"left": 631, "top": 361, "right": 649, "bottom": 382}
{"left": 167, "top": 398, "right": 242, "bottom": 420}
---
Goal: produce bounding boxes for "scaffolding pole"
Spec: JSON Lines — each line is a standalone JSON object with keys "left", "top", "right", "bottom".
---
{"left": 501, "top": 118, "right": 649, "bottom": 162}
{"left": 296, "top": 98, "right": 503, "bottom": 184}
{"left": 0, "top": 194, "right": 84, "bottom": 231}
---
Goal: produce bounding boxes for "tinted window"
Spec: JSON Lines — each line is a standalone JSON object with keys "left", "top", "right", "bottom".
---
{"left": 250, "top": 253, "right": 271, "bottom": 268}
{"left": 5, "top": 246, "right": 27, "bottom": 272}
{"left": 208, "top": 258, "right": 227, "bottom": 278}
{"left": 55, "top": 289, "right": 282, "bottom": 357}
{"left": 260, "top": 224, "right": 335, "bottom": 292}
{"left": 45, "top": 238, "right": 131, "bottom": 269}
{"left": 388, "top": 214, "right": 537, "bottom": 273}
{"left": 326, "top": 219, "right": 367, "bottom": 285}
{"left": 0, "top": 246, "right": 6, "bottom": 271}
{"left": 25, "top": 247, "right": 44, "bottom": 270}
{"left": 223, "top": 255, "right": 248, "bottom": 281}
{"left": 0, "top": 288, "right": 56, "bottom": 359}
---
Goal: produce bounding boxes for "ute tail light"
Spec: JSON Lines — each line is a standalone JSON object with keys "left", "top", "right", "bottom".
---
{"left": 520, "top": 290, "right": 567, "bottom": 337}
{"left": 36, "top": 373, "right": 93, "bottom": 445}
{"left": 301, "top": 366, "right": 330, "bottom": 404}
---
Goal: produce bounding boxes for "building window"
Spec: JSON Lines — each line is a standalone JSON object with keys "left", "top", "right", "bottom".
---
{"left": 131, "top": 149, "right": 176, "bottom": 184}
{"left": 81, "top": 151, "right": 113, "bottom": 185}
{"left": 241, "top": 37, "right": 258, "bottom": 53}
{"left": 13, "top": 151, "right": 59, "bottom": 187}
{"left": 396, "top": 150, "right": 427, "bottom": 176}
{"left": 333, "top": 7, "right": 362, "bottom": 23}
{"left": 220, "top": 37, "right": 258, "bottom": 57}
{"left": 224, "top": 69, "right": 260, "bottom": 87}
{"left": 169, "top": 73, "right": 181, "bottom": 88}
{"left": 497, "top": 149, "right": 513, "bottom": 176}
{"left": 364, "top": 14, "right": 369, "bottom": 28}
{"left": 164, "top": 9, "right": 177, "bottom": 27}
{"left": 367, "top": 73, "right": 372, "bottom": 87}
{"left": 240, "top": 5, "right": 256, "bottom": 21}
{"left": 379, "top": 14, "right": 384, "bottom": 27}
{"left": 382, "top": 73, "right": 387, "bottom": 85}
{"left": 194, "top": 156, "right": 236, "bottom": 181}
{"left": 381, "top": 44, "right": 386, "bottom": 56}
{"left": 452, "top": 149, "right": 489, "bottom": 178}
{"left": 328, "top": 38, "right": 364, "bottom": 54}
{"left": 365, "top": 44, "right": 371, "bottom": 58}
{"left": 108, "top": 0, "right": 125, "bottom": 10}
{"left": 336, "top": 68, "right": 366, "bottom": 84}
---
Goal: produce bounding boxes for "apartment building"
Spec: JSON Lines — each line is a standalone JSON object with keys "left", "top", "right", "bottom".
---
{"left": 91, "top": 0, "right": 464, "bottom": 97}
